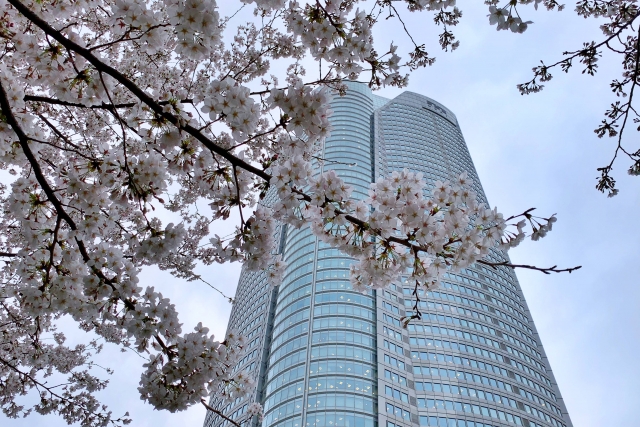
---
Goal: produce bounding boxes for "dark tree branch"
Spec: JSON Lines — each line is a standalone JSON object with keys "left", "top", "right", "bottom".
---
{"left": 478, "top": 259, "right": 582, "bottom": 275}
{"left": 0, "top": 79, "right": 136, "bottom": 311}
{"left": 201, "top": 398, "right": 242, "bottom": 427}
{"left": 25, "top": 94, "right": 193, "bottom": 110}
{"left": 7, "top": 0, "right": 580, "bottom": 284}
{"left": 8, "top": 0, "right": 270, "bottom": 181}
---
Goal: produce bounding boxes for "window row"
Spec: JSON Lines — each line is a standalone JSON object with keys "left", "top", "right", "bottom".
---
{"left": 264, "top": 381, "right": 303, "bottom": 412}
{"left": 384, "top": 339, "right": 405, "bottom": 356}
{"left": 308, "top": 360, "right": 375, "bottom": 377}
{"left": 266, "top": 365, "right": 305, "bottom": 395}
{"left": 283, "top": 232, "right": 314, "bottom": 255}
{"left": 409, "top": 319, "right": 541, "bottom": 365}
{"left": 276, "top": 285, "right": 312, "bottom": 316}
{"left": 239, "top": 311, "right": 264, "bottom": 335}
{"left": 305, "top": 411, "right": 376, "bottom": 427}
{"left": 445, "top": 270, "right": 522, "bottom": 304}
{"left": 479, "top": 266, "right": 517, "bottom": 291}
{"left": 324, "top": 145, "right": 371, "bottom": 157}
{"left": 411, "top": 279, "right": 527, "bottom": 325}
{"left": 278, "top": 272, "right": 312, "bottom": 301}
{"left": 313, "top": 316, "right": 375, "bottom": 334}
{"left": 213, "top": 403, "right": 249, "bottom": 427}
{"left": 272, "top": 309, "right": 309, "bottom": 339}
{"left": 310, "top": 344, "right": 376, "bottom": 362}
{"left": 234, "top": 348, "right": 258, "bottom": 372}
{"left": 386, "top": 402, "right": 412, "bottom": 421}
{"left": 316, "top": 257, "right": 356, "bottom": 270}
{"left": 269, "top": 349, "right": 306, "bottom": 378}
{"left": 419, "top": 397, "right": 528, "bottom": 425}
{"left": 283, "top": 254, "right": 315, "bottom": 276}
{"left": 312, "top": 330, "right": 376, "bottom": 347}
{"left": 315, "top": 268, "right": 351, "bottom": 281}
{"left": 307, "top": 393, "right": 376, "bottom": 412}
{"left": 413, "top": 277, "right": 527, "bottom": 326}
{"left": 314, "top": 291, "right": 375, "bottom": 307}
{"left": 419, "top": 415, "right": 508, "bottom": 427}
{"left": 383, "top": 289, "right": 400, "bottom": 302}
{"left": 413, "top": 361, "right": 557, "bottom": 409}
{"left": 418, "top": 397, "right": 564, "bottom": 427}
{"left": 232, "top": 269, "right": 267, "bottom": 307}
{"left": 416, "top": 381, "right": 562, "bottom": 420}
{"left": 314, "top": 303, "right": 375, "bottom": 320}
{"left": 232, "top": 300, "right": 266, "bottom": 324}
{"left": 315, "top": 279, "right": 367, "bottom": 294}
{"left": 271, "top": 322, "right": 309, "bottom": 349}
{"left": 383, "top": 313, "right": 403, "bottom": 328}
{"left": 283, "top": 260, "right": 315, "bottom": 282}
{"left": 405, "top": 284, "right": 530, "bottom": 339}
{"left": 408, "top": 307, "right": 535, "bottom": 352}
{"left": 385, "top": 385, "right": 409, "bottom": 403}
{"left": 384, "top": 368, "right": 407, "bottom": 386}
{"left": 384, "top": 326, "right": 403, "bottom": 341}
{"left": 269, "top": 335, "right": 307, "bottom": 365}
{"left": 383, "top": 300, "right": 401, "bottom": 314}
{"left": 407, "top": 297, "right": 546, "bottom": 374}
{"left": 270, "top": 415, "right": 301, "bottom": 427}
{"left": 274, "top": 297, "right": 311, "bottom": 326}
{"left": 264, "top": 397, "right": 302, "bottom": 426}
{"left": 282, "top": 245, "right": 313, "bottom": 268}
{"left": 411, "top": 348, "right": 553, "bottom": 401}
{"left": 384, "top": 353, "right": 406, "bottom": 370}
{"left": 308, "top": 376, "right": 376, "bottom": 395}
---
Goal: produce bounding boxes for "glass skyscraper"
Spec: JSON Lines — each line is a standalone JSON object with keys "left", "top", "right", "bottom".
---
{"left": 203, "top": 82, "right": 573, "bottom": 427}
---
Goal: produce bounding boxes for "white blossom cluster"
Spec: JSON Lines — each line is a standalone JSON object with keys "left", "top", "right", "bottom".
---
{"left": 210, "top": 207, "right": 277, "bottom": 270}
{"left": 284, "top": 1, "right": 391, "bottom": 80}
{"left": 487, "top": 4, "right": 533, "bottom": 33}
{"left": 407, "top": 0, "right": 458, "bottom": 11}
{"left": 200, "top": 78, "right": 260, "bottom": 141}
{"left": 267, "top": 83, "right": 333, "bottom": 149}
{"left": 0, "top": 0, "right": 563, "bottom": 425}
{"left": 139, "top": 325, "right": 253, "bottom": 411}
{"left": 111, "top": 0, "right": 222, "bottom": 58}
{"left": 242, "top": 0, "right": 286, "bottom": 13}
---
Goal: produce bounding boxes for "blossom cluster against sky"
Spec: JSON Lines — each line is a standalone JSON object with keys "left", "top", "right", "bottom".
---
{"left": 5, "top": 2, "right": 639, "bottom": 427}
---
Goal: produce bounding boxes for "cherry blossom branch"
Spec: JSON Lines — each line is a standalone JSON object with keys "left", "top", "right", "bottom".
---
{"left": 7, "top": 0, "right": 270, "bottom": 182}
{"left": 24, "top": 95, "right": 137, "bottom": 109}
{"left": 518, "top": 10, "right": 640, "bottom": 195}
{"left": 595, "top": 25, "right": 640, "bottom": 196}
{"left": 24, "top": 95, "right": 194, "bottom": 110}
{"left": 477, "top": 260, "right": 582, "bottom": 275}
{"left": 6, "top": 0, "right": 580, "bottom": 290}
{"left": 200, "top": 398, "right": 241, "bottom": 427}
{"left": 518, "top": 14, "right": 638, "bottom": 94}
{"left": 0, "top": 356, "right": 124, "bottom": 425}
{"left": 0, "top": 79, "right": 136, "bottom": 312}
{"left": 249, "top": 78, "right": 342, "bottom": 95}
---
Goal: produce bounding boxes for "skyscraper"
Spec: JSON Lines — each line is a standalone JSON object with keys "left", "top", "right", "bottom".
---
{"left": 203, "top": 82, "right": 573, "bottom": 427}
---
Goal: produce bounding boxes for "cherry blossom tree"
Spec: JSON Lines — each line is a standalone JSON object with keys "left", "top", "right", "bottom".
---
{"left": 3, "top": 0, "right": 630, "bottom": 425}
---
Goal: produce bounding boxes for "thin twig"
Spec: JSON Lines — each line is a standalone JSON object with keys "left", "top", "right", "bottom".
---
{"left": 201, "top": 398, "right": 242, "bottom": 427}
{"left": 478, "top": 259, "right": 582, "bottom": 275}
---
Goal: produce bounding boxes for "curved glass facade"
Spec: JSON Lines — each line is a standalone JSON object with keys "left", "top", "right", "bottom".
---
{"left": 204, "top": 83, "right": 573, "bottom": 427}
{"left": 262, "top": 83, "right": 378, "bottom": 427}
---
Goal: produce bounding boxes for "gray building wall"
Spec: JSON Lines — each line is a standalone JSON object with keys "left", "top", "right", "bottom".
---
{"left": 204, "top": 82, "right": 572, "bottom": 427}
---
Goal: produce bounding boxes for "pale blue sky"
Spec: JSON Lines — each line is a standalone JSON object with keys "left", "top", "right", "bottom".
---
{"left": 6, "top": 2, "right": 639, "bottom": 427}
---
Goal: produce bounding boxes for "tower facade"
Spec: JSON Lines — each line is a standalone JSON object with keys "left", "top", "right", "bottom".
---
{"left": 203, "top": 83, "right": 573, "bottom": 427}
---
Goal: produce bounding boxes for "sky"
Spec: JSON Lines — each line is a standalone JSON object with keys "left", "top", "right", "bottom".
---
{"left": 5, "top": 2, "right": 640, "bottom": 427}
